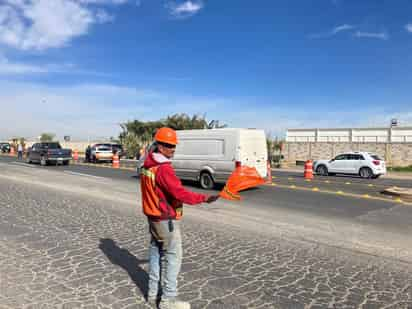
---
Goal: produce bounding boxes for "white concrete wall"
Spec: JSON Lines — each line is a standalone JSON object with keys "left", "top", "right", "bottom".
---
{"left": 286, "top": 127, "right": 412, "bottom": 143}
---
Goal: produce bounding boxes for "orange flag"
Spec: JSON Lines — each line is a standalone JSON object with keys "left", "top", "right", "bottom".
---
{"left": 219, "top": 166, "right": 265, "bottom": 201}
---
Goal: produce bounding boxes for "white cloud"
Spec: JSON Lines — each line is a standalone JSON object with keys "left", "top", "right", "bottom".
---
{"left": 95, "top": 9, "right": 115, "bottom": 23}
{"left": 0, "top": 80, "right": 225, "bottom": 140}
{"left": 167, "top": 0, "right": 204, "bottom": 18}
{"left": 77, "top": 0, "right": 128, "bottom": 5}
{"left": 332, "top": 24, "right": 354, "bottom": 34}
{"left": 0, "top": 55, "right": 109, "bottom": 75}
{"left": 354, "top": 31, "right": 389, "bottom": 40}
{"left": 405, "top": 23, "right": 412, "bottom": 33}
{"left": 0, "top": 55, "right": 48, "bottom": 74}
{"left": 309, "top": 24, "right": 355, "bottom": 39}
{"left": 0, "top": 0, "right": 127, "bottom": 51}
{"left": 1, "top": 79, "right": 409, "bottom": 141}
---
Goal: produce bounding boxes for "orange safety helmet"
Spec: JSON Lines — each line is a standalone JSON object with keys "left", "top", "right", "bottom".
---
{"left": 154, "top": 127, "right": 178, "bottom": 145}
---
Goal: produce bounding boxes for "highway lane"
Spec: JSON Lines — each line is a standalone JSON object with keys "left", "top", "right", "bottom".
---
{"left": 1, "top": 155, "right": 412, "bottom": 235}
{"left": 1, "top": 155, "right": 411, "bottom": 210}
{"left": 1, "top": 155, "right": 410, "bottom": 206}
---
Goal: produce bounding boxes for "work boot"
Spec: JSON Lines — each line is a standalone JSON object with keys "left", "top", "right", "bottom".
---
{"left": 158, "top": 298, "right": 190, "bottom": 309}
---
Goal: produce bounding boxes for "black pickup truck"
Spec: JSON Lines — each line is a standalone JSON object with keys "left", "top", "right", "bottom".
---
{"left": 27, "top": 142, "right": 72, "bottom": 166}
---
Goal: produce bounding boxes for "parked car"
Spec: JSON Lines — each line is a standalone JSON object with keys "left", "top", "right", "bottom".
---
{"left": 0, "top": 142, "right": 11, "bottom": 153}
{"left": 110, "top": 143, "right": 124, "bottom": 158}
{"left": 27, "top": 142, "right": 72, "bottom": 166}
{"left": 313, "top": 152, "right": 386, "bottom": 179}
{"left": 138, "top": 128, "right": 268, "bottom": 189}
{"left": 89, "top": 144, "right": 114, "bottom": 163}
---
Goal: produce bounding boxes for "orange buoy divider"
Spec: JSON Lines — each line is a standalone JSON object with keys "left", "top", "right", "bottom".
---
{"left": 73, "top": 149, "right": 79, "bottom": 162}
{"left": 112, "top": 153, "right": 120, "bottom": 169}
{"left": 304, "top": 160, "right": 314, "bottom": 180}
{"left": 266, "top": 160, "right": 272, "bottom": 184}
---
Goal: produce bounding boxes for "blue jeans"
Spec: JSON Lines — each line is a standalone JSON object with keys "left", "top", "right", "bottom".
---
{"left": 148, "top": 220, "right": 182, "bottom": 299}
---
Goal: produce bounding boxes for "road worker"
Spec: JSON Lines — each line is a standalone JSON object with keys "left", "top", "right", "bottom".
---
{"left": 140, "top": 127, "right": 219, "bottom": 309}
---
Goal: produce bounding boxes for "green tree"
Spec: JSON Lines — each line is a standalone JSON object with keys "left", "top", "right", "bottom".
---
{"left": 121, "top": 132, "right": 141, "bottom": 159}
{"left": 40, "top": 133, "right": 55, "bottom": 142}
{"left": 119, "top": 113, "right": 228, "bottom": 157}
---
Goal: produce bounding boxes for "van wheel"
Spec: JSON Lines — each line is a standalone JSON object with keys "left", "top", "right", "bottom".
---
{"left": 200, "top": 172, "right": 215, "bottom": 190}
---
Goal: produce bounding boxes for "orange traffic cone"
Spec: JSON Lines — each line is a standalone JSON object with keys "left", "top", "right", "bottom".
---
{"left": 266, "top": 160, "right": 272, "bottom": 184}
{"left": 10, "top": 146, "right": 15, "bottom": 156}
{"left": 112, "top": 153, "right": 120, "bottom": 169}
{"left": 304, "top": 160, "right": 314, "bottom": 180}
{"left": 73, "top": 149, "right": 79, "bottom": 162}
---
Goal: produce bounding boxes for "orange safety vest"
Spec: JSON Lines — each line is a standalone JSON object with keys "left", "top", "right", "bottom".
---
{"left": 140, "top": 166, "right": 182, "bottom": 220}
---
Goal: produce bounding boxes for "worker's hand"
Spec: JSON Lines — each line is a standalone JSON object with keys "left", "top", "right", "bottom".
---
{"left": 206, "top": 195, "right": 220, "bottom": 203}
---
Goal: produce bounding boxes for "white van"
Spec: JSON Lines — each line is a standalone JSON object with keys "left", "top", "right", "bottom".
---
{"left": 142, "top": 128, "right": 267, "bottom": 189}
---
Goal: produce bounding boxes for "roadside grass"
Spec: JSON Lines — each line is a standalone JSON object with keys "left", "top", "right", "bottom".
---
{"left": 388, "top": 165, "right": 412, "bottom": 172}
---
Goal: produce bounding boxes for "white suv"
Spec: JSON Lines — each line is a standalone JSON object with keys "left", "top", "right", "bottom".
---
{"left": 313, "top": 152, "right": 386, "bottom": 179}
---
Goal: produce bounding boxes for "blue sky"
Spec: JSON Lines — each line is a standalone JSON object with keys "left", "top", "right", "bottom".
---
{"left": 1, "top": 0, "right": 412, "bottom": 140}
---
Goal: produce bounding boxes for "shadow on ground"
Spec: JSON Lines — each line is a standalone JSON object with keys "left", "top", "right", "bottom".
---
{"left": 99, "top": 238, "right": 149, "bottom": 297}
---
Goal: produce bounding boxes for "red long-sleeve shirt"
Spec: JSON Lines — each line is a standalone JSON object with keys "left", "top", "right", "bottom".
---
{"left": 143, "top": 152, "right": 207, "bottom": 220}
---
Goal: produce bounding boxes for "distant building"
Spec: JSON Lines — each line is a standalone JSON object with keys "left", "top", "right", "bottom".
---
{"left": 286, "top": 127, "right": 412, "bottom": 143}
{"left": 284, "top": 126, "right": 412, "bottom": 166}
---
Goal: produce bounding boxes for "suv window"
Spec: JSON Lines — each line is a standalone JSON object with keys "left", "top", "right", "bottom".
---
{"left": 371, "top": 154, "right": 382, "bottom": 160}
{"left": 348, "top": 154, "right": 365, "bottom": 160}
{"left": 334, "top": 154, "right": 348, "bottom": 160}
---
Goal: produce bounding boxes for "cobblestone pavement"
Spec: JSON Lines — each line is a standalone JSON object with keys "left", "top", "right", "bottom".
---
{"left": 0, "top": 178, "right": 412, "bottom": 309}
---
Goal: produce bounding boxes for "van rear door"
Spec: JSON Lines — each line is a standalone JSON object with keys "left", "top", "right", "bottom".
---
{"left": 238, "top": 130, "right": 268, "bottom": 178}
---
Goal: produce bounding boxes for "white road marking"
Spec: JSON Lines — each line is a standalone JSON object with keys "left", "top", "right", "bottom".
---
{"left": 63, "top": 170, "right": 109, "bottom": 180}
{"left": 10, "top": 162, "right": 37, "bottom": 168}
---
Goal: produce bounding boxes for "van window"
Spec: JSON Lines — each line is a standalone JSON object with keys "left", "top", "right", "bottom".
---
{"left": 175, "top": 139, "right": 224, "bottom": 156}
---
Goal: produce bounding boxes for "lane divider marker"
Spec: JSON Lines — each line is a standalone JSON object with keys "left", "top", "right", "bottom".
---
{"left": 72, "top": 161, "right": 136, "bottom": 171}
{"left": 10, "top": 162, "right": 37, "bottom": 168}
{"left": 265, "top": 182, "right": 412, "bottom": 206}
{"left": 63, "top": 170, "right": 109, "bottom": 180}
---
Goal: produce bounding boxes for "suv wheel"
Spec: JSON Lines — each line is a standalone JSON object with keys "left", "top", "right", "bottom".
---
{"left": 200, "top": 172, "right": 215, "bottom": 190}
{"left": 359, "top": 167, "right": 372, "bottom": 179}
{"left": 316, "top": 165, "right": 328, "bottom": 176}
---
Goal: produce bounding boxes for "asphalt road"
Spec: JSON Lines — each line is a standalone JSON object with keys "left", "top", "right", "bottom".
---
{"left": 1, "top": 155, "right": 412, "bottom": 308}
